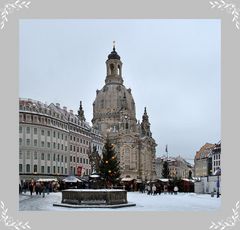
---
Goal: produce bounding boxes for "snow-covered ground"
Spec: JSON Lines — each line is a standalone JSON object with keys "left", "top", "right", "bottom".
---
{"left": 19, "top": 191, "right": 221, "bottom": 211}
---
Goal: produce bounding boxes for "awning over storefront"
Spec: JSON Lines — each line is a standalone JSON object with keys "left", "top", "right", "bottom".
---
{"left": 62, "top": 176, "right": 82, "bottom": 183}
{"left": 37, "top": 178, "right": 58, "bottom": 182}
{"left": 158, "top": 178, "right": 169, "bottom": 182}
{"left": 90, "top": 174, "right": 100, "bottom": 178}
{"left": 121, "top": 177, "right": 134, "bottom": 182}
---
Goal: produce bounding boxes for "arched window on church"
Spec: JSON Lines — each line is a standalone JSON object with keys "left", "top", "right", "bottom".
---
{"left": 117, "top": 65, "right": 120, "bottom": 75}
{"left": 110, "top": 64, "right": 114, "bottom": 74}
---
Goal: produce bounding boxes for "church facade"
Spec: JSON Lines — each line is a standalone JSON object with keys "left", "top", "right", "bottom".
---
{"left": 92, "top": 45, "right": 157, "bottom": 181}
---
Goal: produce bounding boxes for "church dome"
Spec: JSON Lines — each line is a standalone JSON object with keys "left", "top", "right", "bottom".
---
{"left": 93, "top": 84, "right": 135, "bottom": 112}
{"left": 92, "top": 84, "right": 136, "bottom": 123}
{"left": 92, "top": 45, "right": 137, "bottom": 135}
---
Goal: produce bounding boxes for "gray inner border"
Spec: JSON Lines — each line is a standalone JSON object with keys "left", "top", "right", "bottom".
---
{"left": 0, "top": 0, "right": 240, "bottom": 230}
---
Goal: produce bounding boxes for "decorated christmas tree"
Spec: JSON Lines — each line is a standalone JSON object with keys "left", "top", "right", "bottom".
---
{"left": 99, "top": 138, "right": 121, "bottom": 188}
{"left": 162, "top": 160, "right": 170, "bottom": 179}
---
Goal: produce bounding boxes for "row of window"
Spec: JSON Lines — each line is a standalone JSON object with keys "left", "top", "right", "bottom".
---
{"left": 19, "top": 164, "right": 90, "bottom": 175}
{"left": 19, "top": 113, "right": 68, "bottom": 130}
{"left": 19, "top": 111, "right": 100, "bottom": 139}
{"left": 213, "top": 154, "right": 221, "bottom": 160}
{"left": 19, "top": 138, "right": 68, "bottom": 150}
{"left": 69, "top": 145, "right": 87, "bottom": 154}
{"left": 20, "top": 127, "right": 91, "bottom": 147}
{"left": 19, "top": 164, "right": 67, "bottom": 174}
{"left": 19, "top": 138, "right": 90, "bottom": 154}
{"left": 19, "top": 151, "right": 89, "bottom": 164}
{"left": 213, "top": 160, "right": 220, "bottom": 167}
{"left": 69, "top": 156, "right": 88, "bottom": 164}
{"left": 20, "top": 127, "right": 68, "bottom": 140}
{"left": 69, "top": 124, "right": 91, "bottom": 137}
{"left": 69, "top": 135, "right": 89, "bottom": 145}
{"left": 20, "top": 110, "right": 95, "bottom": 138}
{"left": 19, "top": 151, "right": 68, "bottom": 162}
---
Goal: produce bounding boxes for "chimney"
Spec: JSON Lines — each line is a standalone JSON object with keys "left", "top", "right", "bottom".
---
{"left": 56, "top": 103, "right": 60, "bottom": 108}
{"left": 63, "top": 106, "right": 67, "bottom": 111}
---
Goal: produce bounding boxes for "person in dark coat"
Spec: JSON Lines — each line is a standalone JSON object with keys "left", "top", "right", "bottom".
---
{"left": 35, "top": 182, "right": 40, "bottom": 195}
{"left": 39, "top": 183, "right": 42, "bottom": 195}
{"left": 29, "top": 183, "right": 33, "bottom": 196}
{"left": 46, "top": 182, "right": 50, "bottom": 195}
{"left": 19, "top": 184, "right": 22, "bottom": 194}
{"left": 42, "top": 183, "right": 46, "bottom": 198}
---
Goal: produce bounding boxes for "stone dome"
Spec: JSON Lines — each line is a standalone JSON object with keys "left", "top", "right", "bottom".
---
{"left": 93, "top": 84, "right": 135, "bottom": 115}
{"left": 92, "top": 83, "right": 137, "bottom": 134}
{"left": 92, "top": 45, "right": 138, "bottom": 135}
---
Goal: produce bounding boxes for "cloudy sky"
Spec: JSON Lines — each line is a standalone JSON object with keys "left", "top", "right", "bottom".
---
{"left": 19, "top": 19, "right": 221, "bottom": 162}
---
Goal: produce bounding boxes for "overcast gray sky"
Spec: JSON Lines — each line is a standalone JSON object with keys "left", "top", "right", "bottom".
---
{"left": 19, "top": 19, "right": 221, "bottom": 162}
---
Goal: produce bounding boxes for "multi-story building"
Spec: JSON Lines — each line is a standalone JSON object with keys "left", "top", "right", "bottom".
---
{"left": 155, "top": 155, "right": 193, "bottom": 179}
{"left": 91, "top": 45, "right": 157, "bottom": 181}
{"left": 194, "top": 143, "right": 215, "bottom": 177}
{"left": 194, "top": 142, "right": 221, "bottom": 194}
{"left": 210, "top": 141, "right": 221, "bottom": 174}
{"left": 19, "top": 98, "right": 104, "bottom": 181}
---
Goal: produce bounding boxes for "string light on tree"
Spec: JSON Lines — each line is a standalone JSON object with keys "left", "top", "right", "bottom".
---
{"left": 99, "top": 137, "right": 121, "bottom": 188}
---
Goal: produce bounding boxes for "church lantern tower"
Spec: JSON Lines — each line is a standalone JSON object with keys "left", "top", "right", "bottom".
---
{"left": 92, "top": 42, "right": 137, "bottom": 135}
{"left": 105, "top": 41, "right": 124, "bottom": 85}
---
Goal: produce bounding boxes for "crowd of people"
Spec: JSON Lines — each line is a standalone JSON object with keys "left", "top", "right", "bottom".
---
{"left": 19, "top": 180, "right": 61, "bottom": 197}
{"left": 19, "top": 179, "right": 179, "bottom": 197}
{"left": 138, "top": 183, "right": 179, "bottom": 195}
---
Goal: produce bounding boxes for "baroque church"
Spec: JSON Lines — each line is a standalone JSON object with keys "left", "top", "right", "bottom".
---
{"left": 91, "top": 44, "right": 157, "bottom": 181}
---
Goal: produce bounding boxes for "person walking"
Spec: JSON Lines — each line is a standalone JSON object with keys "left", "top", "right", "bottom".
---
{"left": 144, "top": 184, "right": 148, "bottom": 193}
{"left": 147, "top": 184, "right": 151, "bottom": 195}
{"left": 152, "top": 184, "right": 157, "bottom": 195}
{"left": 46, "top": 182, "right": 50, "bottom": 195}
{"left": 42, "top": 183, "right": 46, "bottom": 198}
{"left": 35, "top": 182, "right": 40, "bottom": 195}
{"left": 29, "top": 183, "right": 33, "bottom": 196}
{"left": 156, "top": 185, "right": 161, "bottom": 195}
{"left": 23, "top": 182, "right": 27, "bottom": 193}
{"left": 174, "top": 186, "right": 179, "bottom": 195}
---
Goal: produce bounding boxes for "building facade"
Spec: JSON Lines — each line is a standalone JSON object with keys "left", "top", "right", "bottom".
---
{"left": 211, "top": 141, "right": 221, "bottom": 174}
{"left": 19, "top": 98, "right": 104, "bottom": 181}
{"left": 194, "top": 142, "right": 221, "bottom": 194}
{"left": 194, "top": 143, "right": 215, "bottom": 177}
{"left": 92, "top": 45, "right": 157, "bottom": 181}
{"left": 155, "top": 155, "right": 193, "bottom": 179}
